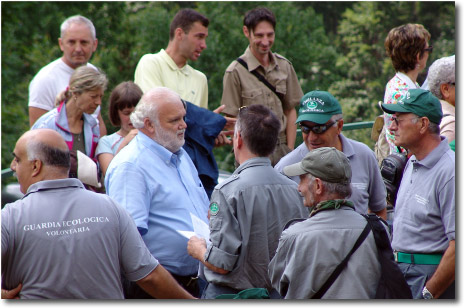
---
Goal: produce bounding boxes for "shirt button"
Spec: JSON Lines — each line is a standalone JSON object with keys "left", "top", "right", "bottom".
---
{"left": 233, "top": 175, "right": 238, "bottom": 178}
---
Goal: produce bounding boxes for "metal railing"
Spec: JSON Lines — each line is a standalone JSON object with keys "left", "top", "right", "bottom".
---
{"left": 1, "top": 121, "right": 375, "bottom": 182}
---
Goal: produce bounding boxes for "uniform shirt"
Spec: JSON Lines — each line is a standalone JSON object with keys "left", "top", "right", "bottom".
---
{"left": 220, "top": 46, "right": 303, "bottom": 137}
{"left": 275, "top": 134, "right": 387, "bottom": 214}
{"left": 204, "top": 157, "right": 308, "bottom": 291}
{"left": 96, "top": 132, "right": 124, "bottom": 156}
{"left": 105, "top": 131, "right": 209, "bottom": 276}
{"left": 28, "top": 58, "right": 100, "bottom": 117}
{"left": 134, "top": 49, "right": 208, "bottom": 109}
{"left": 392, "top": 137, "right": 455, "bottom": 253}
{"left": 269, "top": 206, "right": 382, "bottom": 299}
{"left": 1, "top": 179, "right": 158, "bottom": 299}
{"left": 31, "top": 101, "right": 100, "bottom": 159}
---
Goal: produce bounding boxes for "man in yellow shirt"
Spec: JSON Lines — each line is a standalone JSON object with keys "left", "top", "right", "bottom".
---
{"left": 134, "top": 8, "right": 209, "bottom": 109}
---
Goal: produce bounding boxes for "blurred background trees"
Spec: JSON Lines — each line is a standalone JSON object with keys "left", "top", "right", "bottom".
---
{"left": 1, "top": 1, "right": 455, "bottom": 174}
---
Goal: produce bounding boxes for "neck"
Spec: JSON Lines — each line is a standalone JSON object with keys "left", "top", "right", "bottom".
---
{"left": 334, "top": 135, "right": 343, "bottom": 152}
{"left": 402, "top": 69, "right": 419, "bottom": 84}
{"left": 250, "top": 47, "right": 270, "bottom": 67}
{"left": 408, "top": 134, "right": 441, "bottom": 161}
{"left": 61, "top": 56, "right": 83, "bottom": 70}
{"left": 117, "top": 128, "right": 130, "bottom": 137}
{"left": 235, "top": 149, "right": 258, "bottom": 165}
{"left": 65, "top": 99, "right": 84, "bottom": 133}
{"left": 165, "top": 44, "right": 187, "bottom": 68}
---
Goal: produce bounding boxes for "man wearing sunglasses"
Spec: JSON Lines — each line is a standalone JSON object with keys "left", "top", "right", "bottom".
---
{"left": 275, "top": 90, "right": 387, "bottom": 220}
{"left": 381, "top": 89, "right": 455, "bottom": 299}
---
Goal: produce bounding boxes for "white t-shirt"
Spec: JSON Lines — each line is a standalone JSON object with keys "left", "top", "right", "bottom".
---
{"left": 28, "top": 58, "right": 100, "bottom": 116}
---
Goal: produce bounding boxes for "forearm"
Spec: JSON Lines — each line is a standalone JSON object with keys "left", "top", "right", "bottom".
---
{"left": 426, "top": 240, "right": 455, "bottom": 298}
{"left": 284, "top": 108, "right": 297, "bottom": 150}
{"left": 136, "top": 265, "right": 196, "bottom": 299}
{"left": 371, "top": 207, "right": 387, "bottom": 220}
{"left": 187, "top": 237, "right": 229, "bottom": 275}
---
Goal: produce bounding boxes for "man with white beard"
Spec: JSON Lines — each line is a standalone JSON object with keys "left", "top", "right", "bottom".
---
{"left": 105, "top": 87, "right": 209, "bottom": 298}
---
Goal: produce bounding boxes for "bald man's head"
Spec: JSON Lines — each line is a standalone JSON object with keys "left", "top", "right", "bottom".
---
{"left": 11, "top": 129, "right": 70, "bottom": 193}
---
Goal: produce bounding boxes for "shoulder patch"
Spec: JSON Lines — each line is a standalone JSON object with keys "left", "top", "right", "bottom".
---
{"left": 209, "top": 202, "right": 219, "bottom": 216}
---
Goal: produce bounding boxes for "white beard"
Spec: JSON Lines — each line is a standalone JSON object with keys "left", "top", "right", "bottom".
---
{"left": 154, "top": 124, "right": 185, "bottom": 153}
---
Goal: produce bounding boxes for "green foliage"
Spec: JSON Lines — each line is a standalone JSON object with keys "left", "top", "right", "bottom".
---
{"left": 1, "top": 1, "right": 455, "bottom": 175}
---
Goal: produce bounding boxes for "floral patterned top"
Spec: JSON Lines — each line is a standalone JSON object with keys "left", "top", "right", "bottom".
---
{"left": 383, "top": 72, "right": 419, "bottom": 154}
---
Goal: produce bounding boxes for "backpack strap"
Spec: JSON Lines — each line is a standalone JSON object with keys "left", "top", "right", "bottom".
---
{"left": 311, "top": 221, "right": 372, "bottom": 299}
{"left": 236, "top": 58, "right": 284, "bottom": 103}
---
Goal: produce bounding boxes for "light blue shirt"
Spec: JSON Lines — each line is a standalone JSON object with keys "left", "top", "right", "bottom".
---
{"left": 96, "top": 132, "right": 124, "bottom": 156}
{"left": 392, "top": 137, "right": 455, "bottom": 253}
{"left": 105, "top": 131, "right": 209, "bottom": 275}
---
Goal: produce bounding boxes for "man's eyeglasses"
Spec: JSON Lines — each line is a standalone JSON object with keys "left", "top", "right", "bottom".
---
{"left": 299, "top": 120, "right": 338, "bottom": 135}
{"left": 391, "top": 116, "right": 419, "bottom": 126}
{"left": 424, "top": 45, "right": 433, "bottom": 53}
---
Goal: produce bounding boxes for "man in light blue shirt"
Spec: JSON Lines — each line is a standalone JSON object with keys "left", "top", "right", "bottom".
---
{"left": 105, "top": 87, "right": 209, "bottom": 298}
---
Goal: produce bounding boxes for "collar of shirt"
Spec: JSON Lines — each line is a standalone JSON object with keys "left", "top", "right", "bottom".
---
{"left": 410, "top": 136, "right": 450, "bottom": 169}
{"left": 25, "top": 178, "right": 84, "bottom": 197}
{"left": 159, "top": 48, "right": 190, "bottom": 76}
{"left": 234, "top": 157, "right": 272, "bottom": 175}
{"left": 339, "top": 134, "right": 354, "bottom": 158}
{"left": 55, "top": 101, "right": 98, "bottom": 133}
{"left": 243, "top": 46, "right": 278, "bottom": 72}
{"left": 396, "top": 72, "right": 420, "bottom": 89}
{"left": 136, "top": 131, "right": 184, "bottom": 167}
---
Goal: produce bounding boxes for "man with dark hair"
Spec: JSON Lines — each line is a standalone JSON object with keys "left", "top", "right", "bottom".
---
{"left": 275, "top": 90, "right": 387, "bottom": 220}
{"left": 135, "top": 8, "right": 209, "bottom": 109}
{"left": 220, "top": 7, "right": 303, "bottom": 166}
{"left": 28, "top": 15, "right": 106, "bottom": 136}
{"left": 381, "top": 89, "right": 455, "bottom": 299}
{"left": 269, "top": 147, "right": 384, "bottom": 299}
{"left": 1, "top": 129, "right": 194, "bottom": 299}
{"left": 187, "top": 104, "right": 307, "bottom": 299}
{"left": 134, "top": 8, "right": 233, "bottom": 197}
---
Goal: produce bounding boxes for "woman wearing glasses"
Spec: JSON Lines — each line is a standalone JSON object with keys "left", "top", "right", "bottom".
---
{"left": 382, "top": 23, "right": 432, "bottom": 155}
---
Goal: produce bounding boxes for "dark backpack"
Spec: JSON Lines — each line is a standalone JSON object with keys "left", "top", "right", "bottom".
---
{"left": 362, "top": 214, "right": 412, "bottom": 299}
{"left": 380, "top": 149, "right": 408, "bottom": 206}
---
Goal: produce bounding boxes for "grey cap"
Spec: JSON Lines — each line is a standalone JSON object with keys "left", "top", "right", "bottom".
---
{"left": 283, "top": 147, "right": 352, "bottom": 184}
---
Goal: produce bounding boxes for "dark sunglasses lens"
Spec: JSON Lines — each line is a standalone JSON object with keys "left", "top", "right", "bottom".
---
{"left": 300, "top": 125, "right": 310, "bottom": 134}
{"left": 312, "top": 125, "right": 327, "bottom": 134}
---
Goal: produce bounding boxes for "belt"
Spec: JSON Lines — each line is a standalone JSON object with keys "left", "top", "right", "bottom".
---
{"left": 170, "top": 273, "right": 199, "bottom": 288}
{"left": 394, "top": 251, "right": 443, "bottom": 265}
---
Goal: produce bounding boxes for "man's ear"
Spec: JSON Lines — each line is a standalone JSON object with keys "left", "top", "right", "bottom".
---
{"left": 418, "top": 117, "right": 430, "bottom": 134}
{"left": 336, "top": 119, "right": 344, "bottom": 134}
{"left": 31, "top": 159, "right": 43, "bottom": 177}
{"left": 314, "top": 178, "right": 324, "bottom": 195}
{"left": 175, "top": 27, "right": 184, "bottom": 40}
{"left": 243, "top": 25, "right": 250, "bottom": 39}
{"left": 235, "top": 130, "right": 243, "bottom": 149}
{"left": 144, "top": 118, "right": 155, "bottom": 134}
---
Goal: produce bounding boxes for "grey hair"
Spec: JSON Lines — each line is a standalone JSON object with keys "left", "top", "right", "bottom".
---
{"left": 330, "top": 114, "right": 343, "bottom": 122}
{"left": 26, "top": 140, "right": 70, "bottom": 169}
{"left": 427, "top": 55, "right": 455, "bottom": 100}
{"left": 306, "top": 173, "right": 352, "bottom": 199}
{"left": 130, "top": 87, "right": 182, "bottom": 129}
{"left": 60, "top": 15, "right": 96, "bottom": 40}
{"left": 428, "top": 122, "right": 441, "bottom": 135}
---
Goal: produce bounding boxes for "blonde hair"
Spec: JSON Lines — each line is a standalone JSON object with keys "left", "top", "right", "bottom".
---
{"left": 55, "top": 66, "right": 107, "bottom": 106}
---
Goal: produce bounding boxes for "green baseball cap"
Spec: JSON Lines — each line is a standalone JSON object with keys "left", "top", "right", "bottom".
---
{"left": 296, "top": 91, "right": 343, "bottom": 124}
{"left": 381, "top": 89, "right": 443, "bottom": 124}
{"left": 283, "top": 147, "right": 351, "bottom": 184}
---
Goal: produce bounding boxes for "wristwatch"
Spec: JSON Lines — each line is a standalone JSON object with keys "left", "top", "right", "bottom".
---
{"left": 422, "top": 286, "right": 434, "bottom": 299}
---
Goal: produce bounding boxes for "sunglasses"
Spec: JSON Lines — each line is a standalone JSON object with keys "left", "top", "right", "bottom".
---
{"left": 299, "top": 120, "right": 338, "bottom": 135}
{"left": 424, "top": 45, "right": 433, "bottom": 53}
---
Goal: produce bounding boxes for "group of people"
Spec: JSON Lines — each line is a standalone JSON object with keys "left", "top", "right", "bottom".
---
{"left": 1, "top": 7, "right": 455, "bottom": 300}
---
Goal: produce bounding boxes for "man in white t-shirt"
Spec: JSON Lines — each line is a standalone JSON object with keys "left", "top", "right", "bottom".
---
{"left": 28, "top": 15, "right": 106, "bottom": 136}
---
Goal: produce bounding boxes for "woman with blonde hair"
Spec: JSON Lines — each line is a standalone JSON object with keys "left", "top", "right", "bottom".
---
{"left": 32, "top": 66, "right": 107, "bottom": 159}
{"left": 32, "top": 66, "right": 107, "bottom": 185}
{"left": 382, "top": 23, "right": 432, "bottom": 154}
